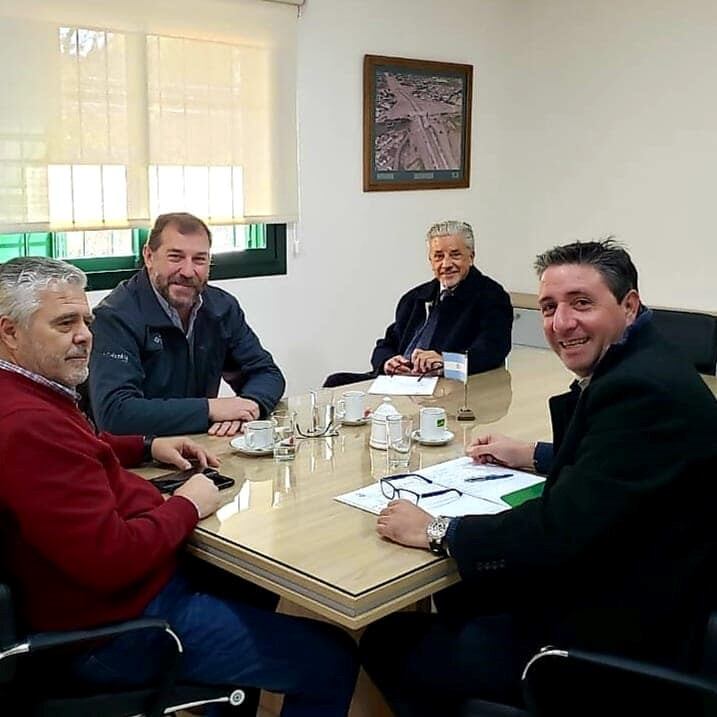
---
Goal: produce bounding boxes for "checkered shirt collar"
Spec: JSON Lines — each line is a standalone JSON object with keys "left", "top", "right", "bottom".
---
{"left": 0, "top": 358, "right": 79, "bottom": 402}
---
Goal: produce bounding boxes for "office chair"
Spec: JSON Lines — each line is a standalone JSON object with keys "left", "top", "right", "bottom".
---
{"left": 652, "top": 308, "right": 717, "bottom": 375}
{"left": 0, "top": 580, "right": 246, "bottom": 717}
{"left": 460, "top": 608, "right": 717, "bottom": 717}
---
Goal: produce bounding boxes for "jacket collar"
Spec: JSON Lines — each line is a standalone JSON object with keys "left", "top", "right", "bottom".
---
{"left": 135, "top": 269, "right": 224, "bottom": 328}
{"left": 590, "top": 306, "right": 653, "bottom": 381}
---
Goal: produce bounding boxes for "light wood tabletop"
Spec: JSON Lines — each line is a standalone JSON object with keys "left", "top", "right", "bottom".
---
{"left": 139, "top": 345, "right": 717, "bottom": 631}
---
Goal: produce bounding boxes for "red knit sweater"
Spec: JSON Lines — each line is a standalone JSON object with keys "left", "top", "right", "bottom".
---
{"left": 0, "top": 371, "right": 198, "bottom": 631}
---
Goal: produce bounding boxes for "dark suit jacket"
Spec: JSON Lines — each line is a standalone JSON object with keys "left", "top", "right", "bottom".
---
{"left": 449, "top": 317, "right": 717, "bottom": 664}
{"left": 370, "top": 266, "right": 513, "bottom": 375}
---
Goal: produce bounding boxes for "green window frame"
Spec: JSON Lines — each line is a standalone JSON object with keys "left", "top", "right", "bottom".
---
{"left": 0, "top": 224, "right": 287, "bottom": 291}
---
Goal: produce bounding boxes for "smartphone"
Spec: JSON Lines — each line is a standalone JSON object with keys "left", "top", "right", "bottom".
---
{"left": 150, "top": 467, "right": 235, "bottom": 494}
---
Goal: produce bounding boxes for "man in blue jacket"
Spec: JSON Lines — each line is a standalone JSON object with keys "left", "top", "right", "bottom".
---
{"left": 89, "top": 213, "right": 285, "bottom": 437}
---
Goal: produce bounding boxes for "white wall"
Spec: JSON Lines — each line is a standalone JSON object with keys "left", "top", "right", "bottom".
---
{"left": 504, "top": 0, "right": 717, "bottom": 310}
{"left": 88, "top": 0, "right": 717, "bottom": 395}
{"left": 215, "top": 0, "right": 523, "bottom": 394}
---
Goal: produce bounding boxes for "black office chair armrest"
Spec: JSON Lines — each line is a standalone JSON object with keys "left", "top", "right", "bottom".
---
{"left": 1, "top": 617, "right": 173, "bottom": 660}
{"left": 522, "top": 646, "right": 717, "bottom": 717}
{"left": 1, "top": 618, "right": 182, "bottom": 717}
{"left": 27, "top": 618, "right": 173, "bottom": 654}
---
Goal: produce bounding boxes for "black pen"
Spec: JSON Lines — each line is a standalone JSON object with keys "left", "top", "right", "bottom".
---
{"left": 465, "top": 473, "right": 513, "bottom": 482}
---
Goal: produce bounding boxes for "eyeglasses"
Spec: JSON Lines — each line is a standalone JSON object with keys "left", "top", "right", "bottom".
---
{"left": 380, "top": 473, "right": 461, "bottom": 506}
{"left": 417, "top": 360, "right": 444, "bottom": 382}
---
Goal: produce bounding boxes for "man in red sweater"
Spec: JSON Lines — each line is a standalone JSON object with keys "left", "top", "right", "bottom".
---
{"left": 0, "top": 257, "right": 357, "bottom": 717}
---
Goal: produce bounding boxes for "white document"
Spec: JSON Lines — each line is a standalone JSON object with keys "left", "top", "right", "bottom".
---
{"left": 335, "top": 458, "right": 545, "bottom": 518}
{"left": 335, "top": 477, "right": 506, "bottom": 518}
{"left": 420, "top": 457, "right": 545, "bottom": 507}
{"left": 368, "top": 375, "right": 438, "bottom": 396}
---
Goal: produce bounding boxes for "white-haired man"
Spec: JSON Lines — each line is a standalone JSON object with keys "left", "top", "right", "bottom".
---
{"left": 324, "top": 220, "right": 513, "bottom": 387}
{"left": 0, "top": 257, "right": 358, "bottom": 716}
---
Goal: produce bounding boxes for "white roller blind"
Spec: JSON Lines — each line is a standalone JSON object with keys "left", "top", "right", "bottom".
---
{"left": 0, "top": 0, "right": 297, "bottom": 232}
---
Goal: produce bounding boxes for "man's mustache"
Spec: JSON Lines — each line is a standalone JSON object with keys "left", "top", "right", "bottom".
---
{"left": 169, "top": 278, "right": 201, "bottom": 288}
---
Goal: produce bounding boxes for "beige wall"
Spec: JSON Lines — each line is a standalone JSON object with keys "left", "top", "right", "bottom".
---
{"left": 87, "top": 0, "right": 717, "bottom": 394}
{"left": 506, "top": 0, "right": 717, "bottom": 310}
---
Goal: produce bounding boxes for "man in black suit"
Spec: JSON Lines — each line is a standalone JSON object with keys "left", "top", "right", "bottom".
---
{"left": 323, "top": 221, "right": 512, "bottom": 387}
{"left": 360, "top": 239, "right": 717, "bottom": 715}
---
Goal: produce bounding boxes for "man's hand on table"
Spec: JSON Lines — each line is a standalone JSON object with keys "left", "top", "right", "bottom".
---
{"left": 208, "top": 397, "right": 260, "bottom": 436}
{"left": 410, "top": 349, "right": 443, "bottom": 375}
{"left": 174, "top": 473, "right": 221, "bottom": 519}
{"left": 150, "top": 436, "right": 221, "bottom": 470}
{"left": 377, "top": 500, "right": 433, "bottom": 550}
{"left": 466, "top": 432, "right": 534, "bottom": 469}
{"left": 384, "top": 355, "right": 413, "bottom": 375}
{"left": 209, "top": 420, "right": 244, "bottom": 437}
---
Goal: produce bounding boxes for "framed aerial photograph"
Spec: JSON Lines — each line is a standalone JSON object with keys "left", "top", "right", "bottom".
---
{"left": 363, "top": 54, "right": 473, "bottom": 192}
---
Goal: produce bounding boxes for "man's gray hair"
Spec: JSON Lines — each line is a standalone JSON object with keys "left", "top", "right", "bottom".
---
{"left": 0, "top": 257, "right": 87, "bottom": 326}
{"left": 426, "top": 221, "right": 475, "bottom": 253}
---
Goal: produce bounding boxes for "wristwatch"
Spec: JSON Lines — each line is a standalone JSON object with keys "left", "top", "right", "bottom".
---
{"left": 426, "top": 516, "right": 451, "bottom": 556}
{"left": 142, "top": 435, "right": 156, "bottom": 463}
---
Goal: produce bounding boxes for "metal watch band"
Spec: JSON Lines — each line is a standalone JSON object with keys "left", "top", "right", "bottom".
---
{"left": 427, "top": 516, "right": 451, "bottom": 556}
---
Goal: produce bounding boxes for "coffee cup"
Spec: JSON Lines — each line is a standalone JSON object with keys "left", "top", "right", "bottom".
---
{"left": 244, "top": 420, "right": 275, "bottom": 450}
{"left": 337, "top": 390, "right": 367, "bottom": 423}
{"left": 419, "top": 407, "right": 447, "bottom": 441}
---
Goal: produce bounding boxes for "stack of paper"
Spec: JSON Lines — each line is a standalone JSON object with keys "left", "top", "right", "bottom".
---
{"left": 334, "top": 457, "right": 545, "bottom": 518}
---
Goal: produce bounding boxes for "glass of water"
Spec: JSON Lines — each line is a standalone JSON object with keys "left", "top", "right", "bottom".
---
{"left": 272, "top": 411, "right": 296, "bottom": 462}
{"left": 386, "top": 414, "right": 413, "bottom": 470}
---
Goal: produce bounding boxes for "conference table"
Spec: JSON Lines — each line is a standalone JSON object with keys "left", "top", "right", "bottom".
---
{"left": 137, "top": 347, "right": 556, "bottom": 631}
{"left": 143, "top": 346, "right": 717, "bottom": 630}
{"left": 138, "top": 346, "right": 716, "bottom": 716}
{"left": 141, "top": 345, "right": 717, "bottom": 633}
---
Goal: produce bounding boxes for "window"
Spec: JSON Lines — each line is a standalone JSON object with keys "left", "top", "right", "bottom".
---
{"left": 0, "top": 223, "right": 286, "bottom": 290}
{"left": 0, "top": 2, "right": 297, "bottom": 285}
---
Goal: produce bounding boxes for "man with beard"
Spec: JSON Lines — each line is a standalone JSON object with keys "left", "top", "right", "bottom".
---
{"left": 89, "top": 213, "right": 285, "bottom": 437}
{"left": 0, "top": 257, "right": 359, "bottom": 715}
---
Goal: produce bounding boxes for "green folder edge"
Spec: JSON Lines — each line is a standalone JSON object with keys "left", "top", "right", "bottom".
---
{"left": 501, "top": 482, "right": 545, "bottom": 508}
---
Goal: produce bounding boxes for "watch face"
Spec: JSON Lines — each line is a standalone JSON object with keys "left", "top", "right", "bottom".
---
{"left": 427, "top": 517, "right": 449, "bottom": 540}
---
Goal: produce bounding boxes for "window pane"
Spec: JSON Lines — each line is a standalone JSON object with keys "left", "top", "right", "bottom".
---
{"left": 103, "top": 165, "right": 128, "bottom": 223}
{"left": 210, "top": 225, "right": 236, "bottom": 253}
{"left": 0, "top": 233, "right": 25, "bottom": 262}
{"left": 209, "top": 166, "right": 233, "bottom": 220}
{"left": 59, "top": 229, "right": 132, "bottom": 259}
{"left": 72, "top": 165, "right": 103, "bottom": 225}
{"left": 48, "top": 165, "right": 74, "bottom": 225}
{"left": 149, "top": 165, "right": 244, "bottom": 223}
{"left": 209, "top": 224, "right": 266, "bottom": 254}
{"left": 185, "top": 166, "right": 209, "bottom": 219}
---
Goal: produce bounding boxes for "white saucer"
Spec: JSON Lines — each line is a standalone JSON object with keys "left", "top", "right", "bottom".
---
{"left": 230, "top": 435, "right": 273, "bottom": 456}
{"left": 341, "top": 414, "right": 371, "bottom": 426}
{"left": 412, "top": 429, "right": 454, "bottom": 446}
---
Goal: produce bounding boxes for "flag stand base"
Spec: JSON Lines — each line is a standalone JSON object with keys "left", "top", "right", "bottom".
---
{"left": 456, "top": 407, "right": 475, "bottom": 421}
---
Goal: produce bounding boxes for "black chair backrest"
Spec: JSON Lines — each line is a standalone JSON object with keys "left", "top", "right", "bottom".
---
{"left": 700, "top": 609, "right": 717, "bottom": 677}
{"left": 652, "top": 309, "right": 717, "bottom": 375}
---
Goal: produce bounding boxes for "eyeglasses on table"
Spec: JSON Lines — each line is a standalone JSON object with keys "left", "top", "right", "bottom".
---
{"left": 380, "top": 473, "right": 461, "bottom": 506}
